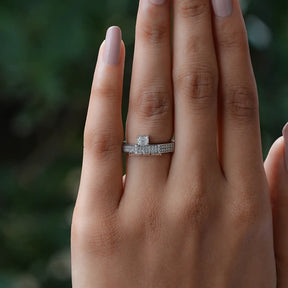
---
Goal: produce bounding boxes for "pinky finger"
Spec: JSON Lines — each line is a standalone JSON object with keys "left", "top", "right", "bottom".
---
{"left": 76, "top": 26, "right": 125, "bottom": 217}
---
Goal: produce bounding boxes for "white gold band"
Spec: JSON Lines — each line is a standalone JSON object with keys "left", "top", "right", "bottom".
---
{"left": 123, "top": 136, "right": 175, "bottom": 156}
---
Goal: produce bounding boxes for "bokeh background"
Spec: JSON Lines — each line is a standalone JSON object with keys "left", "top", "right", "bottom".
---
{"left": 0, "top": 0, "right": 287, "bottom": 287}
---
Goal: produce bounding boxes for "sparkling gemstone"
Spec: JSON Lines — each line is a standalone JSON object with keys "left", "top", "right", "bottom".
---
{"left": 137, "top": 136, "right": 149, "bottom": 146}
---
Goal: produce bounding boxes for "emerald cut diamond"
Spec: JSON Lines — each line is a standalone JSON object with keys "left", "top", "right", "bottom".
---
{"left": 137, "top": 136, "right": 149, "bottom": 146}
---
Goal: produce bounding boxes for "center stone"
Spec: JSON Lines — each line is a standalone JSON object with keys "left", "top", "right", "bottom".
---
{"left": 137, "top": 136, "right": 149, "bottom": 146}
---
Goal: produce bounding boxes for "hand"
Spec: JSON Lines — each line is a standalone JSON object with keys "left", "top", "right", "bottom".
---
{"left": 265, "top": 124, "right": 288, "bottom": 288}
{"left": 71, "top": 0, "right": 277, "bottom": 287}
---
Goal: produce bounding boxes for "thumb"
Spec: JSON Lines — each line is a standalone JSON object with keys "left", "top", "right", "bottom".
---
{"left": 264, "top": 123, "right": 288, "bottom": 287}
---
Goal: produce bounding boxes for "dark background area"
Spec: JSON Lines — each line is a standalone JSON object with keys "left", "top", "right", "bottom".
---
{"left": 0, "top": 0, "right": 287, "bottom": 287}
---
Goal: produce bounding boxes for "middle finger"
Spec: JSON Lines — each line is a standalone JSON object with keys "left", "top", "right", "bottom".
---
{"left": 172, "top": 0, "right": 219, "bottom": 171}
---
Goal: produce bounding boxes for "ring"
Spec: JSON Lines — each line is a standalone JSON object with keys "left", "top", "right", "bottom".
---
{"left": 122, "top": 136, "right": 175, "bottom": 156}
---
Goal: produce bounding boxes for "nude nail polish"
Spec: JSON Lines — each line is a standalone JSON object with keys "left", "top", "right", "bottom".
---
{"left": 212, "top": 0, "right": 233, "bottom": 18}
{"left": 104, "top": 26, "right": 122, "bottom": 65}
{"left": 282, "top": 123, "right": 288, "bottom": 172}
{"left": 150, "top": 0, "right": 165, "bottom": 5}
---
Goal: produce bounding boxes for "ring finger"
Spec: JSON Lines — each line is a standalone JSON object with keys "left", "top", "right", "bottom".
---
{"left": 125, "top": 0, "right": 173, "bottom": 192}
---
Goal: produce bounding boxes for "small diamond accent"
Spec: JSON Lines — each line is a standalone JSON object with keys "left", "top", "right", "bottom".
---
{"left": 137, "top": 136, "right": 149, "bottom": 146}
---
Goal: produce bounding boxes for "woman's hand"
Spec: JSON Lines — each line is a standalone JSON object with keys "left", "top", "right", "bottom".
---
{"left": 71, "top": 0, "right": 277, "bottom": 287}
{"left": 265, "top": 124, "right": 288, "bottom": 287}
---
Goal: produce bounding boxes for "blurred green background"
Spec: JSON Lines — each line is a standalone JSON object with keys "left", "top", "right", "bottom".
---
{"left": 0, "top": 0, "right": 287, "bottom": 287}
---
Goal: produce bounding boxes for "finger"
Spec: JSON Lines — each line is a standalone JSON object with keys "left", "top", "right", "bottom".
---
{"left": 212, "top": 0, "right": 262, "bottom": 180}
{"left": 123, "top": 174, "right": 126, "bottom": 188}
{"left": 77, "top": 27, "right": 125, "bottom": 216}
{"left": 125, "top": 0, "right": 173, "bottom": 187}
{"left": 264, "top": 124, "right": 288, "bottom": 287}
{"left": 172, "top": 0, "right": 219, "bottom": 170}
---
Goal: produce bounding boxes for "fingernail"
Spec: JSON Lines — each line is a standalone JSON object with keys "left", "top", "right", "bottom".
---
{"left": 212, "top": 0, "right": 233, "bottom": 18}
{"left": 283, "top": 123, "right": 288, "bottom": 172}
{"left": 104, "top": 26, "right": 122, "bottom": 65}
{"left": 150, "top": 0, "right": 165, "bottom": 5}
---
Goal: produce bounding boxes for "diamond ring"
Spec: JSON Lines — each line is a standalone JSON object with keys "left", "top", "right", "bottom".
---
{"left": 122, "top": 136, "right": 175, "bottom": 156}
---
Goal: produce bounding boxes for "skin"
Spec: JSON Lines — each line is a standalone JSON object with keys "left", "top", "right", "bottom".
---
{"left": 265, "top": 137, "right": 288, "bottom": 287}
{"left": 71, "top": 0, "right": 288, "bottom": 286}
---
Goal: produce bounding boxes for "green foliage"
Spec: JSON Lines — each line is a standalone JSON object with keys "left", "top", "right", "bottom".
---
{"left": 0, "top": 0, "right": 287, "bottom": 287}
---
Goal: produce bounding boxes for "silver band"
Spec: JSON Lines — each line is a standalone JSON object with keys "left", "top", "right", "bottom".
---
{"left": 122, "top": 136, "right": 175, "bottom": 156}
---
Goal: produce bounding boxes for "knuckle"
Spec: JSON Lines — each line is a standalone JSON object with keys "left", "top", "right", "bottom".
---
{"left": 83, "top": 128, "right": 121, "bottom": 159}
{"left": 179, "top": 199, "right": 209, "bottom": 230}
{"left": 133, "top": 87, "right": 170, "bottom": 120}
{"left": 235, "top": 203, "right": 257, "bottom": 227}
{"left": 229, "top": 197, "right": 272, "bottom": 255}
{"left": 218, "top": 25, "right": 248, "bottom": 49}
{"left": 92, "top": 81, "right": 118, "bottom": 100}
{"left": 177, "top": 0, "right": 209, "bottom": 19}
{"left": 174, "top": 68, "right": 217, "bottom": 110}
{"left": 173, "top": 185, "right": 210, "bottom": 229}
{"left": 121, "top": 199, "right": 162, "bottom": 243}
{"left": 72, "top": 209, "right": 121, "bottom": 257}
{"left": 140, "top": 18, "right": 169, "bottom": 45}
{"left": 224, "top": 84, "right": 258, "bottom": 123}
{"left": 230, "top": 195, "right": 266, "bottom": 230}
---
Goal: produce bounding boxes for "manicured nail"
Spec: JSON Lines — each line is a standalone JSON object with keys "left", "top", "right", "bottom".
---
{"left": 212, "top": 0, "right": 233, "bottom": 18}
{"left": 283, "top": 123, "right": 288, "bottom": 172}
{"left": 104, "top": 26, "right": 122, "bottom": 65}
{"left": 150, "top": 0, "right": 165, "bottom": 5}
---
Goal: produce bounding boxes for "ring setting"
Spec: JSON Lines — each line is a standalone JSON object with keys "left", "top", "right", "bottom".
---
{"left": 122, "top": 136, "right": 175, "bottom": 156}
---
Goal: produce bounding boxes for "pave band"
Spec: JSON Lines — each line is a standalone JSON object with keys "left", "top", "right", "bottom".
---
{"left": 123, "top": 136, "right": 175, "bottom": 156}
